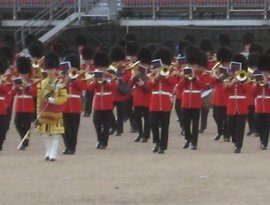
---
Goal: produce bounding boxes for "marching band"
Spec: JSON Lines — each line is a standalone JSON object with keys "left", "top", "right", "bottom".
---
{"left": 0, "top": 32, "right": 270, "bottom": 161}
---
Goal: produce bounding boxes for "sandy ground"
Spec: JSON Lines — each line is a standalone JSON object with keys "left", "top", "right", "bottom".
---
{"left": 0, "top": 110, "right": 270, "bottom": 205}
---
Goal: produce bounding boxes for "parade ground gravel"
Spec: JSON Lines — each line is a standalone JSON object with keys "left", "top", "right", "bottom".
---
{"left": 0, "top": 111, "right": 269, "bottom": 205}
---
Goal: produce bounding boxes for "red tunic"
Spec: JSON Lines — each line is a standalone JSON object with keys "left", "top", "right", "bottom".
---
{"left": 226, "top": 82, "right": 252, "bottom": 115}
{"left": 88, "top": 81, "right": 117, "bottom": 111}
{"left": 129, "top": 79, "right": 151, "bottom": 107}
{"left": 253, "top": 83, "right": 270, "bottom": 113}
{"left": 63, "top": 79, "right": 88, "bottom": 113}
{"left": 147, "top": 76, "right": 177, "bottom": 112}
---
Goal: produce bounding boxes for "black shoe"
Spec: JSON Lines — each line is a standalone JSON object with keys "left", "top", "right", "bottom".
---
{"left": 224, "top": 137, "right": 230, "bottom": 142}
{"left": 199, "top": 129, "right": 204, "bottom": 134}
{"left": 83, "top": 113, "right": 90, "bottom": 117}
{"left": 62, "top": 149, "right": 69, "bottom": 155}
{"left": 45, "top": 156, "right": 49, "bottom": 161}
{"left": 96, "top": 142, "right": 101, "bottom": 149}
{"left": 246, "top": 131, "right": 253, "bottom": 136}
{"left": 67, "top": 150, "right": 75, "bottom": 155}
{"left": 152, "top": 145, "right": 159, "bottom": 153}
{"left": 183, "top": 140, "right": 190, "bottom": 149}
{"left": 141, "top": 138, "right": 148, "bottom": 143}
{"left": 115, "top": 132, "right": 122, "bottom": 136}
{"left": 50, "top": 158, "right": 56, "bottom": 161}
{"left": 234, "top": 147, "right": 241, "bottom": 153}
{"left": 214, "top": 134, "right": 221, "bottom": 141}
{"left": 191, "top": 146, "right": 197, "bottom": 150}
{"left": 260, "top": 144, "right": 267, "bottom": 150}
{"left": 158, "top": 148, "right": 165, "bottom": 154}
{"left": 134, "top": 136, "right": 141, "bottom": 142}
{"left": 99, "top": 145, "right": 107, "bottom": 150}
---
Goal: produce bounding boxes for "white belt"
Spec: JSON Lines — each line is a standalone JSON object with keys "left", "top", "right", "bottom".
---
{"left": 96, "top": 92, "right": 112, "bottom": 96}
{"left": 0, "top": 97, "right": 5, "bottom": 100}
{"left": 257, "top": 95, "right": 270, "bottom": 99}
{"left": 229, "top": 96, "right": 246, "bottom": 99}
{"left": 183, "top": 90, "right": 201, "bottom": 94}
{"left": 68, "top": 94, "right": 81, "bottom": 98}
{"left": 17, "top": 95, "right": 33, "bottom": 99}
{"left": 152, "top": 91, "right": 172, "bottom": 97}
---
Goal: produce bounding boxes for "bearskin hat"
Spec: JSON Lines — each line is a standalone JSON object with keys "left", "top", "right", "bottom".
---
{"left": 216, "top": 47, "right": 233, "bottom": 63}
{"left": 258, "top": 54, "right": 270, "bottom": 71}
{"left": 153, "top": 47, "right": 173, "bottom": 66}
{"left": 44, "top": 52, "right": 60, "bottom": 69}
{"left": 82, "top": 46, "right": 94, "bottom": 61}
{"left": 218, "top": 33, "right": 231, "bottom": 48}
{"left": 248, "top": 52, "right": 261, "bottom": 68}
{"left": 2, "top": 35, "right": 15, "bottom": 48}
{"left": 74, "top": 34, "right": 88, "bottom": 48}
{"left": 126, "top": 41, "right": 139, "bottom": 57}
{"left": 137, "top": 47, "right": 152, "bottom": 64}
{"left": 232, "top": 53, "right": 248, "bottom": 71}
{"left": 199, "top": 39, "right": 214, "bottom": 53}
{"left": 242, "top": 32, "right": 255, "bottom": 46}
{"left": 16, "top": 57, "right": 32, "bottom": 74}
{"left": 126, "top": 33, "right": 137, "bottom": 42}
{"left": 110, "top": 46, "right": 126, "bottom": 62}
{"left": 0, "top": 56, "right": 8, "bottom": 75}
{"left": 25, "top": 34, "right": 37, "bottom": 48}
{"left": 184, "top": 34, "right": 197, "bottom": 45}
{"left": 94, "top": 51, "right": 110, "bottom": 68}
{"left": 63, "top": 52, "right": 80, "bottom": 69}
{"left": 184, "top": 46, "right": 202, "bottom": 65}
{"left": 28, "top": 40, "right": 44, "bottom": 59}
{"left": 249, "top": 43, "right": 263, "bottom": 54}
{"left": 0, "top": 45, "right": 15, "bottom": 64}
{"left": 177, "top": 40, "right": 190, "bottom": 56}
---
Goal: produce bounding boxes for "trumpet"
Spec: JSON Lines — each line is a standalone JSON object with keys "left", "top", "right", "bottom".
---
{"left": 68, "top": 68, "right": 87, "bottom": 80}
{"left": 160, "top": 65, "right": 170, "bottom": 77}
{"left": 235, "top": 70, "right": 248, "bottom": 82}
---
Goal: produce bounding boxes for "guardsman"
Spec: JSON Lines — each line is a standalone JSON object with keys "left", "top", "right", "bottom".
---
{"left": 88, "top": 52, "right": 117, "bottom": 149}
{"left": 37, "top": 53, "right": 67, "bottom": 161}
{"left": 0, "top": 57, "right": 9, "bottom": 150}
{"left": 109, "top": 45, "right": 131, "bottom": 136}
{"left": 252, "top": 54, "right": 270, "bottom": 149}
{"left": 62, "top": 52, "right": 88, "bottom": 155}
{"left": 226, "top": 54, "right": 252, "bottom": 153}
{"left": 146, "top": 47, "right": 178, "bottom": 154}
{"left": 81, "top": 46, "right": 95, "bottom": 117}
{"left": 178, "top": 46, "right": 206, "bottom": 150}
{"left": 210, "top": 47, "right": 232, "bottom": 141}
{"left": 131, "top": 47, "right": 152, "bottom": 142}
{"left": 13, "top": 57, "right": 37, "bottom": 150}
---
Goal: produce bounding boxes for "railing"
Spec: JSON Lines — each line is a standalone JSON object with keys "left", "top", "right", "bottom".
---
{"left": 14, "top": 0, "right": 78, "bottom": 49}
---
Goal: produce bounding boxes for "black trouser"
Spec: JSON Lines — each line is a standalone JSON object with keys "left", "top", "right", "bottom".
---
{"left": 175, "top": 99, "right": 183, "bottom": 128}
{"left": 256, "top": 113, "right": 270, "bottom": 147}
{"left": 63, "top": 113, "right": 81, "bottom": 152}
{"left": 14, "top": 112, "right": 33, "bottom": 146}
{"left": 247, "top": 105, "right": 256, "bottom": 133}
{"left": 182, "top": 108, "right": 200, "bottom": 146}
{"left": 213, "top": 106, "right": 229, "bottom": 137}
{"left": 200, "top": 106, "right": 209, "bottom": 131}
{"left": 149, "top": 111, "right": 171, "bottom": 150}
{"left": 113, "top": 101, "right": 125, "bottom": 134}
{"left": 5, "top": 103, "right": 13, "bottom": 135}
{"left": 0, "top": 115, "right": 7, "bottom": 148}
{"left": 125, "top": 97, "right": 138, "bottom": 131}
{"left": 93, "top": 110, "right": 112, "bottom": 146}
{"left": 227, "top": 115, "right": 246, "bottom": 149}
{"left": 84, "top": 91, "right": 94, "bottom": 115}
{"left": 134, "top": 106, "right": 150, "bottom": 139}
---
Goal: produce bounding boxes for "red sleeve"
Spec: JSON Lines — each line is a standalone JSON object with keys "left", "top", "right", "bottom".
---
{"left": 75, "top": 80, "right": 88, "bottom": 90}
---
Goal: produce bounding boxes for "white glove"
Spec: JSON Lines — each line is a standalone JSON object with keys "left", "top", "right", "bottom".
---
{"left": 48, "top": 97, "right": 55, "bottom": 104}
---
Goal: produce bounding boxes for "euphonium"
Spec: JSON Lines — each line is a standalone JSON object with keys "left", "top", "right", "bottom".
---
{"left": 68, "top": 68, "right": 86, "bottom": 80}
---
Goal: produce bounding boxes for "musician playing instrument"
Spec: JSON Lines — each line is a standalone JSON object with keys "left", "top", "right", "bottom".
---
{"left": 62, "top": 52, "right": 88, "bottom": 155}
{"left": 88, "top": 52, "right": 117, "bottom": 150}
{"left": 252, "top": 54, "right": 270, "bottom": 150}
{"left": 0, "top": 57, "right": 10, "bottom": 151}
{"left": 146, "top": 48, "right": 178, "bottom": 154}
{"left": 36, "top": 53, "right": 67, "bottom": 161}
{"left": 178, "top": 46, "right": 207, "bottom": 150}
{"left": 226, "top": 54, "right": 252, "bottom": 153}
{"left": 208, "top": 47, "right": 232, "bottom": 141}
{"left": 12, "top": 57, "right": 37, "bottom": 150}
